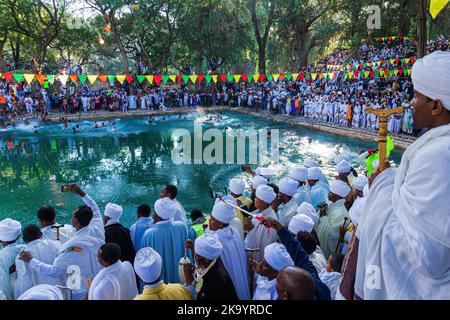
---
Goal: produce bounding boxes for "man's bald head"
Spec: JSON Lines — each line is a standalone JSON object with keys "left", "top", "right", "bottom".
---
{"left": 276, "top": 266, "right": 315, "bottom": 300}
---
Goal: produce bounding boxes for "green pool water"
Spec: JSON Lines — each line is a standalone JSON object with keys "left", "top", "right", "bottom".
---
{"left": 0, "top": 112, "right": 403, "bottom": 228}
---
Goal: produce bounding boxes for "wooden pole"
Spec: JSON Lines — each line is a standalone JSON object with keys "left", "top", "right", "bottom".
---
{"left": 365, "top": 107, "right": 405, "bottom": 171}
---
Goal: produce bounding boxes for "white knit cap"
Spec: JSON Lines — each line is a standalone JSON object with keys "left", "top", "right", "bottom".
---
{"left": 154, "top": 197, "right": 177, "bottom": 220}
{"left": 352, "top": 176, "right": 369, "bottom": 191}
{"left": 278, "top": 177, "right": 299, "bottom": 197}
{"left": 0, "top": 218, "right": 22, "bottom": 242}
{"left": 104, "top": 203, "right": 123, "bottom": 220}
{"left": 252, "top": 175, "right": 268, "bottom": 189}
{"left": 195, "top": 234, "right": 222, "bottom": 260}
{"left": 336, "top": 160, "right": 352, "bottom": 174}
{"left": 256, "top": 185, "right": 277, "bottom": 204}
{"left": 307, "top": 167, "right": 322, "bottom": 180}
{"left": 134, "top": 247, "right": 162, "bottom": 283}
{"left": 288, "top": 214, "right": 315, "bottom": 234}
{"left": 264, "top": 243, "right": 294, "bottom": 272}
{"left": 330, "top": 180, "right": 351, "bottom": 198}
{"left": 212, "top": 195, "right": 237, "bottom": 224}
{"left": 288, "top": 166, "right": 308, "bottom": 182}
{"left": 229, "top": 178, "right": 245, "bottom": 195}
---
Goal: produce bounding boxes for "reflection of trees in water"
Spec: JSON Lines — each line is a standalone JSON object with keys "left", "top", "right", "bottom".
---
{"left": 0, "top": 131, "right": 175, "bottom": 189}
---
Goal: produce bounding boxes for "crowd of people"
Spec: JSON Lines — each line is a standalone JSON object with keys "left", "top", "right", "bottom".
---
{"left": 0, "top": 50, "right": 449, "bottom": 301}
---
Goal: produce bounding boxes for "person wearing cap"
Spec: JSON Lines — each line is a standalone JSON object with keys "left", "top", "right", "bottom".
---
{"left": 356, "top": 52, "right": 450, "bottom": 300}
{"left": 141, "top": 197, "right": 190, "bottom": 284}
{"left": 275, "top": 177, "right": 301, "bottom": 227}
{"left": 104, "top": 203, "right": 136, "bottom": 264}
{"left": 134, "top": 247, "right": 192, "bottom": 300}
{"left": 307, "top": 167, "right": 329, "bottom": 211}
{"left": 250, "top": 242, "right": 294, "bottom": 300}
{"left": 19, "top": 183, "right": 105, "bottom": 299}
{"left": 335, "top": 159, "right": 356, "bottom": 187}
{"left": 228, "top": 178, "right": 253, "bottom": 234}
{"left": 183, "top": 234, "right": 238, "bottom": 300}
{"left": 13, "top": 225, "right": 62, "bottom": 299}
{"left": 88, "top": 243, "right": 138, "bottom": 300}
{"left": 248, "top": 175, "right": 268, "bottom": 212}
{"left": 160, "top": 184, "right": 187, "bottom": 225}
{"left": 37, "top": 205, "right": 75, "bottom": 244}
{"left": 288, "top": 166, "right": 312, "bottom": 206}
{"left": 187, "top": 209, "right": 207, "bottom": 241}
{"left": 0, "top": 218, "right": 24, "bottom": 300}
{"left": 203, "top": 195, "right": 250, "bottom": 299}
{"left": 315, "top": 180, "right": 351, "bottom": 259}
{"left": 130, "top": 204, "right": 153, "bottom": 252}
{"left": 245, "top": 185, "right": 279, "bottom": 263}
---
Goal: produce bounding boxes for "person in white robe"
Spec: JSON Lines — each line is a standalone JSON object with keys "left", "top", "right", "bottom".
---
{"left": 14, "top": 225, "right": 62, "bottom": 299}
{"left": 0, "top": 218, "right": 24, "bottom": 300}
{"left": 356, "top": 52, "right": 450, "bottom": 300}
{"left": 275, "top": 177, "right": 300, "bottom": 227}
{"left": 336, "top": 160, "right": 356, "bottom": 187}
{"left": 228, "top": 178, "right": 252, "bottom": 238}
{"left": 319, "top": 253, "right": 345, "bottom": 300}
{"left": 206, "top": 195, "right": 250, "bottom": 300}
{"left": 245, "top": 185, "right": 278, "bottom": 263}
{"left": 19, "top": 184, "right": 104, "bottom": 299}
{"left": 88, "top": 243, "right": 138, "bottom": 300}
{"left": 37, "top": 205, "right": 75, "bottom": 243}
{"left": 160, "top": 185, "right": 187, "bottom": 224}
{"left": 287, "top": 166, "right": 312, "bottom": 206}
{"left": 17, "top": 285, "right": 64, "bottom": 300}
{"left": 315, "top": 180, "right": 351, "bottom": 259}
{"left": 307, "top": 167, "right": 329, "bottom": 210}
{"left": 251, "top": 243, "right": 294, "bottom": 300}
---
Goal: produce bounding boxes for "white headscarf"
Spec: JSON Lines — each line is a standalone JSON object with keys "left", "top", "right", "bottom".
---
{"left": 353, "top": 176, "right": 369, "bottom": 191}
{"left": 154, "top": 197, "right": 177, "bottom": 220}
{"left": 330, "top": 180, "right": 351, "bottom": 198}
{"left": 296, "top": 202, "right": 319, "bottom": 223}
{"left": 0, "top": 218, "right": 21, "bottom": 242}
{"left": 229, "top": 178, "right": 245, "bottom": 195}
{"left": 288, "top": 166, "right": 308, "bottom": 182}
{"left": 17, "top": 285, "right": 63, "bottom": 300}
{"left": 278, "top": 177, "right": 299, "bottom": 197}
{"left": 288, "top": 214, "right": 315, "bottom": 234}
{"left": 307, "top": 167, "right": 322, "bottom": 180}
{"left": 252, "top": 175, "right": 268, "bottom": 189}
{"left": 104, "top": 203, "right": 123, "bottom": 220}
{"left": 212, "top": 195, "right": 237, "bottom": 224}
{"left": 336, "top": 160, "right": 352, "bottom": 174}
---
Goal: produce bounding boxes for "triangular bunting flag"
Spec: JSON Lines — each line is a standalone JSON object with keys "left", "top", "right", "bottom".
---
{"left": 125, "top": 75, "right": 133, "bottom": 84}
{"left": 266, "top": 74, "right": 273, "bottom": 81}
{"left": 3, "top": 72, "right": 13, "bottom": 82}
{"left": 169, "top": 75, "right": 177, "bottom": 83}
{"left": 116, "top": 75, "right": 126, "bottom": 84}
{"left": 328, "top": 73, "right": 334, "bottom": 80}
{"left": 292, "top": 73, "right": 298, "bottom": 81}
{"left": 35, "top": 74, "right": 47, "bottom": 85}
{"left": 299, "top": 72, "right": 305, "bottom": 80}
{"left": 273, "top": 74, "right": 280, "bottom": 82}
{"left": 410, "top": 57, "right": 415, "bottom": 63}
{"left": 24, "top": 73, "right": 35, "bottom": 84}
{"left": 176, "top": 75, "right": 182, "bottom": 83}
{"left": 259, "top": 74, "right": 265, "bottom": 82}
{"left": 146, "top": 75, "right": 154, "bottom": 84}
{"left": 253, "top": 74, "right": 259, "bottom": 82}
{"left": 137, "top": 75, "right": 146, "bottom": 84}
{"left": 389, "top": 70, "right": 395, "bottom": 76}
{"left": 279, "top": 73, "right": 286, "bottom": 81}
{"left": 227, "top": 74, "right": 233, "bottom": 82}
{"left": 78, "top": 75, "right": 86, "bottom": 84}
{"left": 189, "top": 75, "right": 198, "bottom": 84}
{"left": 241, "top": 74, "right": 248, "bottom": 82}
{"left": 162, "top": 75, "right": 170, "bottom": 84}
{"left": 205, "top": 75, "right": 212, "bottom": 84}
{"left": 198, "top": 75, "right": 204, "bottom": 83}
{"left": 343, "top": 72, "right": 348, "bottom": 79}
{"left": 154, "top": 75, "right": 162, "bottom": 85}
{"left": 69, "top": 75, "right": 78, "bottom": 83}
{"left": 318, "top": 72, "right": 323, "bottom": 80}
{"left": 390, "top": 59, "right": 395, "bottom": 64}
{"left": 284, "top": 73, "right": 291, "bottom": 81}
{"left": 234, "top": 75, "right": 241, "bottom": 83}
{"left": 394, "top": 69, "right": 399, "bottom": 76}
{"left": 13, "top": 73, "right": 24, "bottom": 83}
{"left": 348, "top": 72, "right": 354, "bottom": 79}
{"left": 98, "top": 75, "right": 107, "bottom": 83}
{"left": 399, "top": 69, "right": 403, "bottom": 76}
{"left": 364, "top": 71, "right": 370, "bottom": 78}
{"left": 58, "top": 74, "right": 69, "bottom": 85}
{"left": 182, "top": 75, "right": 190, "bottom": 84}
{"left": 212, "top": 75, "right": 218, "bottom": 83}
{"left": 354, "top": 71, "right": 360, "bottom": 78}
{"left": 369, "top": 70, "right": 375, "bottom": 78}
{"left": 310, "top": 73, "right": 317, "bottom": 80}
{"left": 377, "top": 61, "right": 382, "bottom": 67}
{"left": 405, "top": 58, "right": 410, "bottom": 64}
{"left": 87, "top": 75, "right": 98, "bottom": 84}
{"left": 219, "top": 74, "right": 227, "bottom": 83}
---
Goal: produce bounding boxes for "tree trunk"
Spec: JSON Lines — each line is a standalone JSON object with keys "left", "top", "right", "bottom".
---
{"left": 109, "top": 15, "right": 129, "bottom": 72}
{"left": 258, "top": 43, "right": 266, "bottom": 74}
{"left": 196, "top": 10, "right": 204, "bottom": 73}
{"left": 417, "top": 0, "right": 427, "bottom": 58}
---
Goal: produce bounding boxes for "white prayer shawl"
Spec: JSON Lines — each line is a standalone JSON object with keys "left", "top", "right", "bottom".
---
{"left": 310, "top": 248, "right": 327, "bottom": 274}
{"left": 245, "top": 207, "right": 278, "bottom": 263}
{"left": 314, "top": 199, "right": 349, "bottom": 259}
{"left": 253, "top": 275, "right": 277, "bottom": 300}
{"left": 41, "top": 224, "right": 76, "bottom": 243}
{"left": 319, "top": 269, "right": 341, "bottom": 300}
{"left": 14, "top": 239, "right": 62, "bottom": 299}
{"left": 356, "top": 124, "right": 450, "bottom": 299}
{"left": 88, "top": 261, "right": 138, "bottom": 300}
{"left": 0, "top": 244, "right": 24, "bottom": 300}
{"left": 292, "top": 184, "right": 312, "bottom": 206}
{"left": 18, "top": 284, "right": 64, "bottom": 300}
{"left": 277, "top": 198, "right": 299, "bottom": 227}
{"left": 213, "top": 225, "right": 250, "bottom": 300}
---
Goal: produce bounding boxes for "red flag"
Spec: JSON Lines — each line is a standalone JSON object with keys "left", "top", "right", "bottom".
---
{"left": 410, "top": 57, "right": 415, "bottom": 63}
{"left": 354, "top": 71, "right": 360, "bottom": 78}
{"left": 125, "top": 75, "right": 133, "bottom": 84}
{"left": 35, "top": 74, "right": 47, "bottom": 85}
{"left": 98, "top": 75, "right": 107, "bottom": 83}
{"left": 219, "top": 74, "right": 227, "bottom": 83}
{"left": 381, "top": 60, "right": 386, "bottom": 65}
{"left": 197, "top": 74, "right": 205, "bottom": 83}
{"left": 3, "top": 72, "right": 12, "bottom": 82}
{"left": 399, "top": 69, "right": 403, "bottom": 76}
{"left": 279, "top": 73, "right": 286, "bottom": 81}
{"left": 395, "top": 58, "right": 400, "bottom": 64}
{"left": 176, "top": 75, "right": 182, "bottom": 83}
{"left": 241, "top": 74, "right": 248, "bottom": 82}
{"left": 154, "top": 75, "right": 162, "bottom": 85}
{"left": 299, "top": 72, "right": 305, "bottom": 80}
{"left": 369, "top": 70, "right": 375, "bottom": 78}
{"left": 259, "top": 74, "right": 265, "bottom": 82}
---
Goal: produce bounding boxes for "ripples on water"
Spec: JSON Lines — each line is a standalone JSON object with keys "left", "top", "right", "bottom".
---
{"left": 0, "top": 112, "right": 403, "bottom": 227}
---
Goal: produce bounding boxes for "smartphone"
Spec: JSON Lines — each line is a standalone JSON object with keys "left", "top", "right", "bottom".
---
{"left": 61, "top": 185, "right": 70, "bottom": 193}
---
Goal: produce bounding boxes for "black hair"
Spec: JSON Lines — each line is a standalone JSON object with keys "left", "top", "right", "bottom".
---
{"left": 73, "top": 205, "right": 93, "bottom": 227}
{"left": 23, "top": 225, "right": 42, "bottom": 243}
{"left": 297, "top": 231, "right": 317, "bottom": 255}
{"left": 137, "top": 204, "right": 151, "bottom": 217}
{"left": 268, "top": 183, "right": 279, "bottom": 194}
{"left": 164, "top": 184, "right": 178, "bottom": 199}
{"left": 190, "top": 209, "right": 203, "bottom": 221}
{"left": 99, "top": 243, "right": 121, "bottom": 265}
{"left": 329, "top": 253, "right": 345, "bottom": 273}
{"left": 37, "top": 206, "right": 56, "bottom": 223}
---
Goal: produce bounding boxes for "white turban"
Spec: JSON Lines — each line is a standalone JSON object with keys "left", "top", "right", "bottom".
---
{"left": 349, "top": 197, "right": 366, "bottom": 226}
{"left": 264, "top": 243, "right": 294, "bottom": 272}
{"left": 296, "top": 202, "right": 318, "bottom": 223}
{"left": 256, "top": 167, "right": 274, "bottom": 181}
{"left": 252, "top": 175, "right": 268, "bottom": 189}
{"left": 336, "top": 160, "right": 351, "bottom": 174}
{"left": 353, "top": 176, "right": 369, "bottom": 191}
{"left": 17, "top": 285, "right": 63, "bottom": 300}
{"left": 307, "top": 167, "right": 322, "bottom": 180}
{"left": 154, "top": 197, "right": 177, "bottom": 220}
{"left": 330, "top": 180, "right": 351, "bottom": 198}
{"left": 304, "top": 158, "right": 319, "bottom": 168}
{"left": 134, "top": 247, "right": 162, "bottom": 283}
{"left": 411, "top": 51, "right": 450, "bottom": 110}
{"left": 195, "top": 234, "right": 222, "bottom": 260}
{"left": 0, "top": 218, "right": 21, "bottom": 242}
{"left": 278, "top": 177, "right": 299, "bottom": 197}
{"left": 212, "top": 195, "right": 237, "bottom": 224}
{"left": 104, "top": 203, "right": 123, "bottom": 220}
{"left": 256, "top": 185, "right": 276, "bottom": 204}
{"left": 288, "top": 214, "right": 315, "bottom": 234}
{"left": 288, "top": 166, "right": 308, "bottom": 182}
{"left": 229, "top": 178, "right": 245, "bottom": 195}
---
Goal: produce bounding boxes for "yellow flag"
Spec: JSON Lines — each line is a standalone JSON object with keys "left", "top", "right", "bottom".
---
{"left": 311, "top": 73, "right": 317, "bottom": 80}
{"left": 58, "top": 74, "right": 68, "bottom": 85}
{"left": 146, "top": 75, "right": 154, "bottom": 84}
{"left": 394, "top": 69, "right": 399, "bottom": 76}
{"left": 292, "top": 73, "right": 299, "bottom": 81}
{"left": 349, "top": 72, "right": 354, "bottom": 79}
{"left": 328, "top": 73, "right": 334, "bottom": 79}
{"left": 273, "top": 74, "right": 280, "bottom": 82}
{"left": 364, "top": 71, "right": 370, "bottom": 78}
{"left": 190, "top": 75, "right": 198, "bottom": 84}
{"left": 234, "top": 75, "right": 241, "bottom": 83}
{"left": 169, "top": 75, "right": 177, "bottom": 83}
{"left": 377, "top": 61, "right": 382, "bottom": 67}
{"left": 390, "top": 59, "right": 395, "bottom": 64}
{"left": 116, "top": 75, "right": 126, "bottom": 84}
{"left": 87, "top": 75, "right": 98, "bottom": 84}
{"left": 253, "top": 74, "right": 259, "bottom": 82}
{"left": 24, "top": 73, "right": 35, "bottom": 84}
{"left": 430, "top": 0, "right": 449, "bottom": 18}
{"left": 405, "top": 58, "right": 410, "bottom": 64}
{"left": 211, "top": 75, "right": 218, "bottom": 83}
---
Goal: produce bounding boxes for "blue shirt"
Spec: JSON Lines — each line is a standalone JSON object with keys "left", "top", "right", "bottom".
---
{"left": 130, "top": 217, "right": 153, "bottom": 251}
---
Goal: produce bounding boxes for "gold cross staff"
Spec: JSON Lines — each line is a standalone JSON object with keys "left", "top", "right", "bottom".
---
{"left": 365, "top": 106, "right": 404, "bottom": 171}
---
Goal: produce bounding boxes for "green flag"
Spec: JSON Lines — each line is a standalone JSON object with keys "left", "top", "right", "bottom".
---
{"left": 162, "top": 75, "right": 169, "bottom": 84}
{"left": 227, "top": 74, "right": 233, "bottom": 82}
{"left": 46, "top": 75, "right": 55, "bottom": 84}
{"left": 285, "top": 73, "right": 292, "bottom": 81}
{"left": 266, "top": 74, "right": 273, "bottom": 81}
{"left": 79, "top": 75, "right": 87, "bottom": 84}
{"left": 366, "top": 136, "right": 395, "bottom": 176}
{"left": 13, "top": 73, "right": 24, "bottom": 83}
{"left": 137, "top": 75, "right": 146, "bottom": 84}
{"left": 182, "top": 75, "right": 190, "bottom": 84}
{"left": 205, "top": 75, "right": 212, "bottom": 84}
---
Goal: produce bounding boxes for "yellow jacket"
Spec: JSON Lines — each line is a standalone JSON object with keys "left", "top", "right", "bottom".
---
{"left": 134, "top": 283, "right": 193, "bottom": 300}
